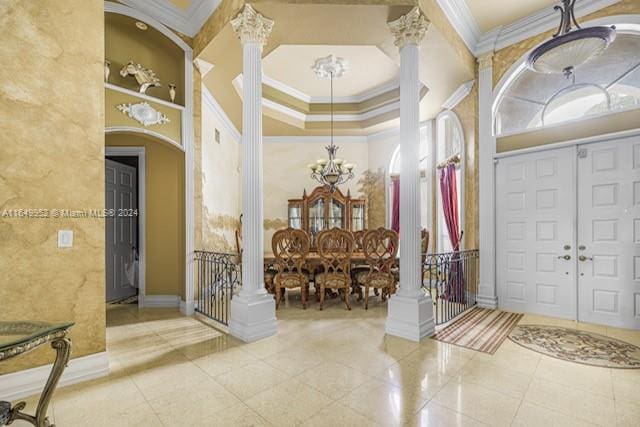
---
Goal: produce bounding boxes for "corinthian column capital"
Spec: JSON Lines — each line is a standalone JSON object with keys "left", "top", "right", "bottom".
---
{"left": 231, "top": 4, "right": 274, "bottom": 46}
{"left": 478, "top": 52, "right": 494, "bottom": 70}
{"left": 388, "top": 7, "right": 430, "bottom": 49}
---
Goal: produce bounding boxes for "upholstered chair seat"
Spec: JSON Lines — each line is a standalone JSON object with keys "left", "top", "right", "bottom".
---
{"left": 316, "top": 228, "right": 354, "bottom": 310}
{"left": 272, "top": 228, "right": 311, "bottom": 309}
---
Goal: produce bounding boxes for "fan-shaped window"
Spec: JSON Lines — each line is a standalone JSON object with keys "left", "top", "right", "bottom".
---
{"left": 494, "top": 31, "right": 640, "bottom": 136}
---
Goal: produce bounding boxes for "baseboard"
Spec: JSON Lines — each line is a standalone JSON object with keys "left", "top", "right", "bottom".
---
{"left": 0, "top": 351, "right": 110, "bottom": 402}
{"left": 180, "top": 299, "right": 195, "bottom": 315}
{"left": 142, "top": 295, "right": 180, "bottom": 308}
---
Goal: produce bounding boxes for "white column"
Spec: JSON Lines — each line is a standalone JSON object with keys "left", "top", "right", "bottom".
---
{"left": 385, "top": 7, "right": 435, "bottom": 342}
{"left": 228, "top": 5, "right": 277, "bottom": 342}
{"left": 477, "top": 53, "right": 498, "bottom": 309}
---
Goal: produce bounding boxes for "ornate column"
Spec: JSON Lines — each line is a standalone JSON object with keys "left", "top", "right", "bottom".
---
{"left": 228, "top": 5, "right": 277, "bottom": 342}
{"left": 385, "top": 7, "right": 435, "bottom": 342}
{"left": 477, "top": 52, "right": 498, "bottom": 309}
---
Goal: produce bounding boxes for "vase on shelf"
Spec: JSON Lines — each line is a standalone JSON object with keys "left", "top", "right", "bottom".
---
{"left": 104, "top": 60, "right": 111, "bottom": 83}
{"left": 168, "top": 84, "right": 176, "bottom": 103}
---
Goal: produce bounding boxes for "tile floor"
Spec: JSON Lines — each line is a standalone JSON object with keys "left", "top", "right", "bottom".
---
{"left": 10, "top": 295, "right": 640, "bottom": 427}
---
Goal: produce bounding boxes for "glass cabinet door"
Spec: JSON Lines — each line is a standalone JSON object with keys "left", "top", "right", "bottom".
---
{"left": 309, "top": 198, "right": 325, "bottom": 244}
{"left": 288, "top": 203, "right": 302, "bottom": 229}
{"left": 329, "top": 199, "right": 344, "bottom": 229}
{"left": 351, "top": 203, "right": 365, "bottom": 231}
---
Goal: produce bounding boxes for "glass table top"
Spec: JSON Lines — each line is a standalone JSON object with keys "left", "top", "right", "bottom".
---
{"left": 0, "top": 321, "right": 73, "bottom": 353}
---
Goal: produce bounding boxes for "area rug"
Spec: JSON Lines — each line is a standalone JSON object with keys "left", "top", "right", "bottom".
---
{"left": 432, "top": 307, "right": 523, "bottom": 354}
{"left": 509, "top": 325, "right": 640, "bottom": 369}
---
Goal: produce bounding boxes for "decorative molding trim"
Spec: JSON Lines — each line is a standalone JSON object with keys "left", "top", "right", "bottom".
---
{"left": 230, "top": 4, "right": 274, "bottom": 46}
{"left": 117, "top": 0, "right": 221, "bottom": 38}
{"left": 105, "top": 146, "right": 146, "bottom": 309}
{"left": 388, "top": 6, "right": 430, "bottom": 48}
{"left": 193, "top": 58, "right": 214, "bottom": 78}
{"left": 367, "top": 119, "right": 431, "bottom": 142}
{"left": 442, "top": 80, "right": 475, "bottom": 110}
{"left": 434, "top": 0, "right": 481, "bottom": 53}
{"left": 201, "top": 84, "right": 241, "bottom": 143}
{"left": 143, "top": 295, "right": 181, "bottom": 308}
{"left": 180, "top": 299, "right": 195, "bottom": 315}
{"left": 106, "top": 83, "right": 185, "bottom": 111}
{"left": 105, "top": 126, "right": 183, "bottom": 151}
{"left": 0, "top": 351, "right": 109, "bottom": 402}
{"left": 117, "top": 102, "right": 170, "bottom": 127}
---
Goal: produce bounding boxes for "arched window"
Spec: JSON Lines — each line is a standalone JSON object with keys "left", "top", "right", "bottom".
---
{"left": 388, "top": 122, "right": 433, "bottom": 232}
{"left": 436, "top": 111, "right": 464, "bottom": 252}
{"left": 494, "top": 29, "right": 640, "bottom": 136}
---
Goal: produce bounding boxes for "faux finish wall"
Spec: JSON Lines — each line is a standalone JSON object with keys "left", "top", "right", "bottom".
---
{"left": 106, "top": 134, "right": 186, "bottom": 298}
{"left": 0, "top": 0, "right": 106, "bottom": 374}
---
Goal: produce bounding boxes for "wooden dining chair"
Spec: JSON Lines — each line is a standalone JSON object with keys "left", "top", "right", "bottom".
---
{"left": 316, "top": 228, "right": 354, "bottom": 310}
{"left": 272, "top": 228, "right": 311, "bottom": 309}
{"left": 351, "top": 229, "right": 370, "bottom": 300}
{"left": 362, "top": 228, "right": 399, "bottom": 309}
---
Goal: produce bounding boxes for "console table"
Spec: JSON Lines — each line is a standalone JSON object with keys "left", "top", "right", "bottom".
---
{"left": 0, "top": 321, "right": 73, "bottom": 427}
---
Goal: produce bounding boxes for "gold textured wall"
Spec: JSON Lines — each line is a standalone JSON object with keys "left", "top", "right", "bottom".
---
{"left": 0, "top": 0, "right": 106, "bottom": 374}
{"left": 493, "top": 0, "right": 640, "bottom": 87}
{"left": 106, "top": 134, "right": 186, "bottom": 297}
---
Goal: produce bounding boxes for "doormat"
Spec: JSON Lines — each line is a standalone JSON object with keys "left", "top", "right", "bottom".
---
{"left": 432, "top": 307, "right": 523, "bottom": 354}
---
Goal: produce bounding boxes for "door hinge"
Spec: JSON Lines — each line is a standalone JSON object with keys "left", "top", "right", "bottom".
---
{"left": 577, "top": 148, "right": 588, "bottom": 158}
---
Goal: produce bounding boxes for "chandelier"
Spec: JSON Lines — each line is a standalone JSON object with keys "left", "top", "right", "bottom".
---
{"left": 527, "top": 0, "right": 616, "bottom": 78}
{"left": 308, "top": 55, "right": 355, "bottom": 193}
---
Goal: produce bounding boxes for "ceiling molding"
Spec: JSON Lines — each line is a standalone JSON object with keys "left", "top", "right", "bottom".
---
{"left": 193, "top": 58, "right": 214, "bottom": 77}
{"left": 263, "top": 135, "right": 368, "bottom": 144}
{"left": 436, "top": 0, "right": 622, "bottom": 56}
{"left": 434, "top": 0, "right": 481, "bottom": 53}
{"left": 117, "top": 0, "right": 221, "bottom": 37}
{"left": 442, "top": 79, "right": 475, "bottom": 110}
{"left": 201, "top": 84, "right": 241, "bottom": 143}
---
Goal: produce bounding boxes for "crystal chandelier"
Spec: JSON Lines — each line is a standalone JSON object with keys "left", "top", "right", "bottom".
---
{"left": 527, "top": 0, "right": 616, "bottom": 78}
{"left": 308, "top": 55, "right": 355, "bottom": 193}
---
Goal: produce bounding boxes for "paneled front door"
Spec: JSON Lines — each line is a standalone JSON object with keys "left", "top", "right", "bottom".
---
{"left": 496, "top": 147, "right": 576, "bottom": 319}
{"left": 577, "top": 138, "right": 640, "bottom": 329}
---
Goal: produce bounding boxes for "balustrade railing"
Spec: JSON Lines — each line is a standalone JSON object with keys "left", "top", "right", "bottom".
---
{"left": 194, "top": 251, "right": 241, "bottom": 326}
{"left": 423, "top": 249, "right": 479, "bottom": 325}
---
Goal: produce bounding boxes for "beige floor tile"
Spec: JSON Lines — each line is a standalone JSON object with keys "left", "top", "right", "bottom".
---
{"left": 214, "top": 359, "right": 289, "bottom": 400}
{"left": 301, "top": 401, "right": 379, "bottom": 427}
{"left": 55, "top": 401, "right": 163, "bottom": 427}
{"left": 128, "top": 358, "right": 211, "bottom": 401}
{"left": 406, "top": 401, "right": 488, "bottom": 427}
{"left": 400, "top": 347, "right": 472, "bottom": 378}
{"left": 329, "top": 347, "right": 399, "bottom": 375}
{"left": 432, "top": 378, "right": 521, "bottom": 426}
{"left": 241, "top": 335, "right": 296, "bottom": 359}
{"left": 295, "top": 360, "right": 373, "bottom": 399}
{"left": 534, "top": 356, "right": 613, "bottom": 398}
{"left": 204, "top": 402, "right": 272, "bottom": 426}
{"left": 263, "top": 346, "right": 326, "bottom": 376}
{"left": 523, "top": 378, "right": 616, "bottom": 426}
{"left": 192, "top": 346, "right": 260, "bottom": 378}
{"left": 245, "top": 378, "right": 333, "bottom": 426}
{"left": 471, "top": 340, "right": 541, "bottom": 376}
{"left": 342, "top": 378, "right": 430, "bottom": 425}
{"left": 614, "top": 399, "right": 640, "bottom": 427}
{"left": 147, "top": 376, "right": 240, "bottom": 425}
{"left": 458, "top": 358, "right": 532, "bottom": 398}
{"left": 374, "top": 359, "right": 453, "bottom": 400}
{"left": 612, "top": 375, "right": 640, "bottom": 406}
{"left": 512, "top": 402, "right": 599, "bottom": 427}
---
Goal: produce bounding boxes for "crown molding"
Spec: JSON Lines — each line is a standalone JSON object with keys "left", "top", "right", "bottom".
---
{"left": 434, "top": 0, "right": 481, "bottom": 53}
{"left": 263, "top": 135, "right": 368, "bottom": 144}
{"left": 117, "top": 0, "right": 221, "bottom": 37}
{"left": 435, "top": 0, "right": 621, "bottom": 56}
{"left": 201, "top": 84, "right": 241, "bottom": 143}
{"left": 442, "top": 79, "right": 475, "bottom": 110}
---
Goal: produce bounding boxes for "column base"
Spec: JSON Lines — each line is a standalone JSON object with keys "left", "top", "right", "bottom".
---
{"left": 229, "top": 292, "right": 277, "bottom": 342}
{"left": 476, "top": 294, "right": 498, "bottom": 309}
{"left": 180, "top": 299, "right": 195, "bottom": 316}
{"left": 385, "top": 293, "right": 435, "bottom": 342}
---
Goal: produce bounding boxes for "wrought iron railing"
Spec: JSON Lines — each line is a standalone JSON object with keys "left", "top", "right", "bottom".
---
{"left": 194, "top": 251, "right": 241, "bottom": 326}
{"left": 423, "top": 249, "right": 479, "bottom": 325}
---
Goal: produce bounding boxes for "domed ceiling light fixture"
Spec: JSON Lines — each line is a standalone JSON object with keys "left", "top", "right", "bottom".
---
{"left": 527, "top": 0, "right": 616, "bottom": 79}
{"left": 308, "top": 55, "right": 355, "bottom": 193}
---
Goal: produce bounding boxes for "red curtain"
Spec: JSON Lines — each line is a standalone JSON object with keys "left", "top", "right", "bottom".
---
{"left": 439, "top": 164, "right": 460, "bottom": 250}
{"left": 440, "top": 164, "right": 465, "bottom": 303}
{"left": 391, "top": 177, "right": 400, "bottom": 233}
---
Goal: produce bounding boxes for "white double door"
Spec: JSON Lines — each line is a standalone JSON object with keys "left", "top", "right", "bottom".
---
{"left": 496, "top": 137, "right": 640, "bottom": 329}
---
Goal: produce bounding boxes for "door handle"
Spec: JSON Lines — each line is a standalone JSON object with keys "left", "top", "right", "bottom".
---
{"left": 557, "top": 255, "right": 571, "bottom": 260}
{"left": 578, "top": 255, "right": 593, "bottom": 262}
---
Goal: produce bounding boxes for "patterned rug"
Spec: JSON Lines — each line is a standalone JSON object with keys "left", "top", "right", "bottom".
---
{"left": 509, "top": 325, "right": 640, "bottom": 369}
{"left": 432, "top": 307, "right": 523, "bottom": 354}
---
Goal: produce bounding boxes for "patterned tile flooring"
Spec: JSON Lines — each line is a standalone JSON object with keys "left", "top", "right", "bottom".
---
{"left": 10, "top": 296, "right": 640, "bottom": 426}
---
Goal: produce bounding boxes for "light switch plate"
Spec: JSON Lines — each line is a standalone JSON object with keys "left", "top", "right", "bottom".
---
{"left": 57, "top": 230, "right": 73, "bottom": 248}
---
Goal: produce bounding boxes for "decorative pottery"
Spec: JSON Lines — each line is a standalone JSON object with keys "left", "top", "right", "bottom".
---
{"left": 104, "top": 60, "right": 110, "bottom": 82}
{"left": 169, "top": 84, "right": 176, "bottom": 103}
{"left": 119, "top": 61, "right": 161, "bottom": 94}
